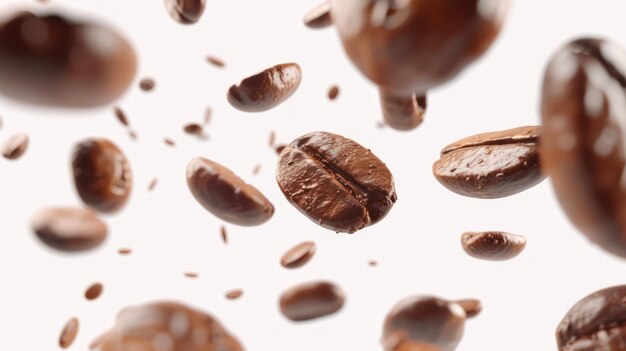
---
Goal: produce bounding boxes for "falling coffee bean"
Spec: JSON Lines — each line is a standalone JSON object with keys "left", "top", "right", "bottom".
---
{"left": 85, "top": 282, "right": 104, "bottom": 301}
{"left": 183, "top": 123, "right": 204, "bottom": 136}
{"left": 279, "top": 281, "right": 345, "bottom": 321}
{"left": 252, "top": 163, "right": 261, "bottom": 175}
{"left": 72, "top": 138, "right": 132, "bottom": 213}
{"left": 275, "top": 144, "right": 287, "bottom": 155}
{"left": 541, "top": 38, "right": 626, "bottom": 259}
{"left": 207, "top": 55, "right": 226, "bottom": 68}
{"left": 220, "top": 225, "right": 228, "bottom": 244}
{"left": 380, "top": 89, "right": 427, "bottom": 131}
{"left": 187, "top": 157, "right": 274, "bottom": 226}
{"left": 276, "top": 131, "right": 397, "bottom": 233}
{"left": 461, "top": 231, "right": 526, "bottom": 261}
{"left": 328, "top": 85, "right": 340, "bottom": 101}
{"left": 557, "top": 285, "right": 626, "bottom": 351}
{"left": 184, "top": 272, "right": 199, "bottom": 279}
{"left": 147, "top": 178, "right": 158, "bottom": 192}
{"left": 163, "top": 138, "right": 176, "bottom": 147}
{"left": 280, "top": 241, "right": 316, "bottom": 269}
{"left": 59, "top": 317, "right": 79, "bottom": 349}
{"left": 455, "top": 299, "right": 482, "bottom": 319}
{"left": 268, "top": 130, "right": 276, "bottom": 147}
{"left": 1, "top": 132, "right": 28, "bottom": 160}
{"left": 113, "top": 107, "right": 130, "bottom": 127}
{"left": 433, "top": 126, "right": 544, "bottom": 199}
{"left": 31, "top": 207, "right": 107, "bottom": 252}
{"left": 227, "top": 63, "right": 302, "bottom": 112}
{"left": 303, "top": 2, "right": 332, "bottom": 29}
{"left": 225, "top": 289, "right": 243, "bottom": 300}
{"left": 139, "top": 78, "right": 156, "bottom": 92}
{"left": 164, "top": 0, "right": 206, "bottom": 24}
{"left": 203, "top": 107, "right": 212, "bottom": 125}
{"left": 117, "top": 247, "right": 132, "bottom": 255}
{"left": 0, "top": 12, "right": 137, "bottom": 107}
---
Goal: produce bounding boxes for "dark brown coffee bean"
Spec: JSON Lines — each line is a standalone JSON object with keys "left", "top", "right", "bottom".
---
{"left": 382, "top": 296, "right": 467, "bottom": 351}
{"left": 432, "top": 126, "right": 544, "bottom": 199}
{"left": 279, "top": 281, "right": 345, "bottom": 321}
{"left": 0, "top": 12, "right": 137, "bottom": 107}
{"left": 380, "top": 89, "right": 426, "bottom": 131}
{"left": 117, "top": 247, "right": 132, "bottom": 255}
{"left": 328, "top": 85, "right": 340, "bottom": 100}
{"left": 1, "top": 132, "right": 28, "bottom": 160}
{"left": 455, "top": 299, "right": 482, "bottom": 319}
{"left": 93, "top": 301, "right": 244, "bottom": 351}
{"left": 85, "top": 282, "right": 104, "bottom": 301}
{"left": 164, "top": 0, "right": 206, "bottom": 24}
{"left": 330, "top": 0, "right": 510, "bottom": 93}
{"left": 147, "top": 178, "right": 158, "bottom": 192}
{"left": 183, "top": 123, "right": 204, "bottom": 135}
{"left": 163, "top": 138, "right": 176, "bottom": 147}
{"left": 276, "top": 131, "right": 396, "bottom": 233}
{"left": 187, "top": 157, "right": 274, "bottom": 226}
{"left": 541, "top": 38, "right": 626, "bottom": 258}
{"left": 280, "top": 241, "right": 316, "bottom": 269}
{"left": 139, "top": 78, "right": 156, "bottom": 92}
{"left": 220, "top": 225, "right": 228, "bottom": 244}
{"left": 59, "top": 317, "right": 79, "bottom": 349}
{"left": 227, "top": 63, "right": 302, "bottom": 112}
{"left": 32, "top": 207, "right": 107, "bottom": 252}
{"left": 461, "top": 231, "right": 526, "bottom": 261}
{"left": 304, "top": 2, "right": 332, "bottom": 29}
{"left": 72, "top": 138, "right": 132, "bottom": 213}
{"left": 225, "top": 289, "right": 243, "bottom": 300}
{"left": 557, "top": 285, "right": 626, "bottom": 351}
{"left": 113, "top": 107, "right": 129, "bottom": 127}
{"left": 207, "top": 55, "right": 226, "bottom": 68}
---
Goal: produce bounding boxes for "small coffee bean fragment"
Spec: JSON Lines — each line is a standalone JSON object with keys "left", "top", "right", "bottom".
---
{"left": 139, "top": 78, "right": 156, "bottom": 92}
{"left": 280, "top": 241, "right": 316, "bottom": 269}
{"left": 1, "top": 132, "right": 28, "bottom": 160}
{"left": 304, "top": 2, "right": 332, "bottom": 29}
{"left": 225, "top": 289, "right": 243, "bottom": 300}
{"left": 380, "top": 89, "right": 426, "bottom": 131}
{"left": 113, "top": 107, "right": 129, "bottom": 127}
{"left": 85, "top": 282, "right": 104, "bottom": 301}
{"left": 279, "top": 281, "right": 345, "bottom": 321}
{"left": 164, "top": 138, "right": 176, "bottom": 147}
{"left": 461, "top": 231, "right": 526, "bottom": 261}
{"left": 164, "top": 0, "right": 206, "bottom": 24}
{"left": 328, "top": 85, "right": 340, "bottom": 100}
{"left": 204, "top": 107, "right": 212, "bottom": 125}
{"left": 433, "top": 126, "right": 544, "bottom": 199}
{"left": 455, "top": 299, "right": 482, "bottom": 319}
{"left": 32, "top": 207, "right": 107, "bottom": 252}
{"left": 220, "top": 225, "right": 228, "bottom": 244}
{"left": 184, "top": 272, "right": 199, "bottom": 279}
{"left": 252, "top": 163, "right": 261, "bottom": 175}
{"left": 227, "top": 63, "right": 302, "bottom": 112}
{"left": 268, "top": 130, "right": 276, "bottom": 147}
{"left": 207, "top": 56, "right": 226, "bottom": 68}
{"left": 59, "top": 317, "right": 79, "bottom": 349}
{"left": 147, "top": 178, "right": 158, "bottom": 192}
{"left": 117, "top": 247, "right": 132, "bottom": 255}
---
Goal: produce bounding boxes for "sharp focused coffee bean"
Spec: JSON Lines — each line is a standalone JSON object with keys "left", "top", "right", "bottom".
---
{"left": 541, "top": 38, "right": 626, "bottom": 258}
{"left": 164, "top": 0, "right": 206, "bottom": 24}
{"left": 1, "top": 132, "right": 28, "bottom": 160}
{"left": 225, "top": 289, "right": 243, "bottom": 300}
{"left": 32, "top": 207, "right": 107, "bottom": 252}
{"left": 455, "top": 299, "right": 482, "bottom": 319}
{"left": 280, "top": 241, "right": 316, "bottom": 269}
{"left": 186, "top": 157, "right": 274, "bottom": 226}
{"left": 461, "top": 231, "right": 526, "bottom": 261}
{"left": 382, "top": 296, "right": 468, "bottom": 351}
{"left": 303, "top": 2, "right": 332, "bottom": 29}
{"left": 279, "top": 281, "right": 345, "bottom": 321}
{"left": 207, "top": 56, "right": 226, "bottom": 68}
{"left": 92, "top": 301, "right": 244, "bottom": 351}
{"left": 276, "top": 131, "right": 396, "bottom": 233}
{"left": 0, "top": 12, "right": 137, "bottom": 107}
{"left": 59, "top": 317, "right": 79, "bottom": 349}
{"left": 328, "top": 85, "right": 340, "bottom": 101}
{"left": 139, "top": 78, "right": 156, "bottom": 92}
{"left": 85, "top": 282, "right": 104, "bottom": 301}
{"left": 557, "top": 285, "right": 626, "bottom": 351}
{"left": 432, "top": 126, "right": 545, "bottom": 199}
{"left": 227, "top": 63, "right": 302, "bottom": 112}
{"left": 380, "top": 89, "right": 427, "bottom": 131}
{"left": 329, "top": 0, "right": 511, "bottom": 93}
{"left": 72, "top": 138, "right": 132, "bottom": 213}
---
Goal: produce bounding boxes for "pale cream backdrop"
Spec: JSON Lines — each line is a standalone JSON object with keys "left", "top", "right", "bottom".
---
{"left": 0, "top": 0, "right": 625, "bottom": 350}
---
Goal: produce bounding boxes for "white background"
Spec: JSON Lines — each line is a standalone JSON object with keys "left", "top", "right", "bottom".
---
{"left": 1, "top": 1, "right": 625, "bottom": 350}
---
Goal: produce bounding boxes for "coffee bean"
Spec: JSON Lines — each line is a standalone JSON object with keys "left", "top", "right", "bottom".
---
{"left": 382, "top": 296, "right": 467, "bottom": 351}
{"left": 279, "top": 281, "right": 345, "bottom": 321}
{"left": 164, "top": 0, "right": 206, "bottom": 24}
{"left": 276, "top": 131, "right": 396, "bottom": 233}
{"left": 59, "top": 317, "right": 79, "bottom": 349}
{"left": 455, "top": 299, "right": 482, "bottom": 319}
{"left": 204, "top": 107, "right": 212, "bottom": 125}
{"left": 163, "top": 138, "right": 176, "bottom": 147}
{"left": 1, "top": 132, "right": 28, "bottom": 160}
{"left": 432, "top": 126, "right": 544, "bottom": 199}
{"left": 183, "top": 123, "right": 204, "bottom": 136}
{"left": 225, "top": 289, "right": 243, "bottom": 300}
{"left": 0, "top": 12, "right": 137, "bottom": 107}
{"left": 117, "top": 247, "right": 132, "bottom": 255}
{"left": 557, "top": 285, "right": 626, "bottom": 351}
{"left": 147, "top": 178, "right": 158, "bottom": 192}
{"left": 368, "top": 259, "right": 378, "bottom": 267}
{"left": 72, "top": 138, "right": 132, "bottom": 213}
{"left": 139, "top": 78, "right": 156, "bottom": 92}
{"left": 186, "top": 157, "right": 274, "bottom": 226}
{"left": 388, "top": 341, "right": 441, "bottom": 351}
{"left": 85, "top": 282, "right": 104, "bottom": 301}
{"left": 207, "top": 55, "right": 226, "bottom": 68}
{"left": 227, "top": 63, "right": 302, "bottom": 112}
{"left": 541, "top": 38, "right": 626, "bottom": 258}
{"left": 304, "top": 2, "right": 332, "bottom": 29}
{"left": 268, "top": 130, "right": 276, "bottom": 147}
{"left": 328, "top": 85, "right": 340, "bottom": 101}
{"left": 184, "top": 272, "right": 199, "bottom": 279}
{"left": 380, "top": 89, "right": 426, "bottom": 131}
{"left": 31, "top": 207, "right": 107, "bottom": 252}
{"left": 220, "top": 225, "right": 228, "bottom": 244}
{"left": 113, "top": 107, "right": 130, "bottom": 127}
{"left": 329, "top": 0, "right": 511, "bottom": 93}
{"left": 280, "top": 241, "right": 316, "bottom": 269}
{"left": 461, "top": 231, "right": 526, "bottom": 261}
{"left": 93, "top": 301, "right": 244, "bottom": 351}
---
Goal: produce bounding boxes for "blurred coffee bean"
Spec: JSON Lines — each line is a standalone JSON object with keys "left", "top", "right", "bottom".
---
{"left": 1, "top": 132, "right": 28, "bottom": 160}
{"left": 304, "top": 2, "right": 332, "bottom": 29}
{"left": 84, "top": 282, "right": 104, "bottom": 301}
{"left": 32, "top": 207, "right": 107, "bottom": 252}
{"left": 280, "top": 241, "right": 316, "bottom": 269}
{"left": 164, "top": 0, "right": 206, "bottom": 24}
{"left": 380, "top": 89, "right": 426, "bottom": 131}
{"left": 279, "top": 281, "right": 345, "bottom": 321}
{"left": 59, "top": 317, "right": 79, "bottom": 349}
{"left": 455, "top": 299, "right": 482, "bottom": 319}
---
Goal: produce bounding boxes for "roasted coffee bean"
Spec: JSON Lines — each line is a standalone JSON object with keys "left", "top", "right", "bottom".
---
{"left": 92, "top": 301, "right": 244, "bottom": 351}
{"left": 184, "top": 272, "right": 199, "bottom": 279}
{"left": 276, "top": 131, "right": 396, "bottom": 233}
{"left": 279, "top": 281, "right": 345, "bottom": 321}
{"left": 59, "top": 317, "right": 79, "bottom": 349}
{"left": 113, "top": 107, "right": 129, "bottom": 127}
{"left": 32, "top": 207, "right": 107, "bottom": 252}
{"left": 225, "top": 289, "right": 243, "bottom": 300}
{"left": 455, "top": 299, "right": 482, "bottom": 319}
{"left": 432, "top": 126, "right": 544, "bottom": 199}
{"left": 0, "top": 12, "right": 136, "bottom": 107}
{"left": 227, "top": 63, "right": 301, "bottom": 112}
{"left": 164, "top": 138, "right": 176, "bottom": 147}
{"left": 304, "top": 2, "right": 332, "bottom": 29}
{"left": 72, "top": 138, "right": 132, "bottom": 213}
{"left": 1, "top": 132, "right": 28, "bottom": 160}
{"left": 187, "top": 157, "right": 274, "bottom": 226}
{"left": 541, "top": 38, "right": 626, "bottom": 258}
{"left": 139, "top": 78, "right": 156, "bottom": 92}
{"left": 85, "top": 282, "right": 104, "bottom": 301}
{"left": 203, "top": 107, "right": 212, "bottom": 125}
{"left": 389, "top": 341, "right": 441, "bottom": 351}
{"left": 117, "top": 248, "right": 132, "bottom": 255}
{"left": 380, "top": 89, "right": 427, "bottom": 131}
{"left": 147, "top": 178, "right": 158, "bottom": 192}
{"left": 461, "top": 231, "right": 526, "bottom": 261}
{"left": 183, "top": 123, "right": 204, "bottom": 136}
{"left": 328, "top": 85, "right": 340, "bottom": 100}
{"left": 220, "top": 225, "right": 228, "bottom": 244}
{"left": 557, "top": 285, "right": 626, "bottom": 351}
{"left": 207, "top": 55, "right": 226, "bottom": 68}
{"left": 164, "top": 0, "right": 206, "bottom": 24}
{"left": 280, "top": 241, "right": 316, "bottom": 269}
{"left": 382, "top": 296, "right": 467, "bottom": 351}
{"left": 330, "top": 0, "right": 511, "bottom": 93}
